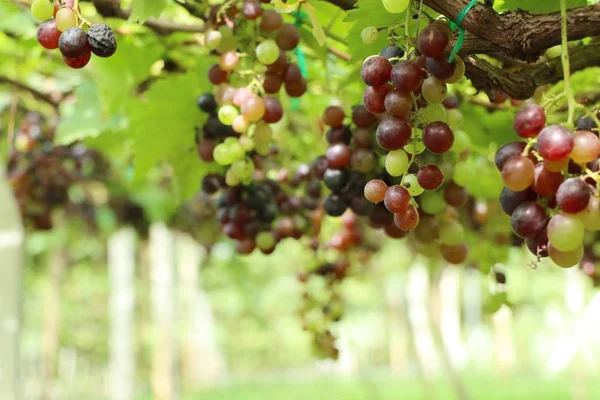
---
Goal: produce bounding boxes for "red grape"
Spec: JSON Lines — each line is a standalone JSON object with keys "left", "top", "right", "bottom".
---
{"left": 363, "top": 83, "right": 392, "bottom": 114}
{"left": 263, "top": 97, "right": 283, "bottom": 123}
{"left": 500, "top": 187, "right": 537, "bottom": 215}
{"left": 322, "top": 106, "right": 346, "bottom": 127}
{"left": 352, "top": 105, "right": 377, "bottom": 128}
{"left": 208, "top": 64, "right": 229, "bottom": 85}
{"left": 390, "top": 61, "right": 423, "bottom": 93}
{"left": 495, "top": 141, "right": 529, "bottom": 171}
{"left": 532, "top": 163, "right": 563, "bottom": 197}
{"left": 417, "top": 164, "right": 444, "bottom": 190}
{"left": 58, "top": 27, "right": 90, "bottom": 58}
{"left": 443, "top": 181, "right": 467, "bottom": 207}
{"left": 37, "top": 19, "right": 62, "bottom": 50}
{"left": 441, "top": 243, "right": 468, "bottom": 264}
{"left": 556, "top": 178, "right": 591, "bottom": 213}
{"left": 384, "top": 89, "right": 412, "bottom": 117}
{"left": 510, "top": 201, "right": 547, "bottom": 239}
{"left": 418, "top": 23, "right": 450, "bottom": 59}
{"left": 423, "top": 121, "right": 454, "bottom": 154}
{"left": 570, "top": 130, "right": 600, "bottom": 164}
{"left": 259, "top": 10, "right": 283, "bottom": 32}
{"left": 537, "top": 125, "right": 574, "bottom": 161}
{"left": 326, "top": 143, "right": 352, "bottom": 168}
{"left": 384, "top": 185, "right": 411, "bottom": 213}
{"left": 276, "top": 24, "right": 300, "bottom": 50}
{"left": 514, "top": 105, "right": 546, "bottom": 138}
{"left": 376, "top": 116, "right": 412, "bottom": 150}
{"left": 361, "top": 56, "right": 392, "bottom": 88}
{"left": 425, "top": 56, "right": 456, "bottom": 80}
{"left": 63, "top": 48, "right": 91, "bottom": 69}
{"left": 394, "top": 204, "right": 419, "bottom": 231}
{"left": 364, "top": 179, "right": 388, "bottom": 203}
{"left": 501, "top": 156, "right": 535, "bottom": 192}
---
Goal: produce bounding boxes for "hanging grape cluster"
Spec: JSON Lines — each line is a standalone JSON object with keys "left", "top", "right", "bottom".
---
{"left": 497, "top": 105, "right": 600, "bottom": 268}
{"left": 33, "top": 0, "right": 117, "bottom": 69}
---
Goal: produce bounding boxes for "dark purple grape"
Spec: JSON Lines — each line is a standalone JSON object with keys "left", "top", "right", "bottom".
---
{"left": 197, "top": 93, "right": 217, "bottom": 114}
{"left": 526, "top": 228, "right": 549, "bottom": 258}
{"left": 87, "top": 24, "right": 117, "bottom": 58}
{"left": 311, "top": 156, "right": 329, "bottom": 179}
{"left": 323, "top": 168, "right": 349, "bottom": 192}
{"left": 390, "top": 61, "right": 423, "bottom": 93}
{"left": 376, "top": 116, "right": 412, "bottom": 150}
{"left": 556, "top": 178, "right": 591, "bottom": 213}
{"left": 499, "top": 187, "right": 537, "bottom": 215}
{"left": 417, "top": 164, "right": 444, "bottom": 190}
{"left": 495, "top": 141, "right": 527, "bottom": 171}
{"left": 425, "top": 56, "right": 456, "bottom": 80}
{"left": 58, "top": 27, "right": 90, "bottom": 58}
{"left": 511, "top": 201, "right": 547, "bottom": 239}
{"left": 351, "top": 105, "right": 377, "bottom": 128}
{"left": 423, "top": 122, "right": 454, "bottom": 154}
{"left": 380, "top": 45, "right": 404, "bottom": 64}
{"left": 349, "top": 195, "right": 375, "bottom": 216}
{"left": 324, "top": 194, "right": 348, "bottom": 217}
{"left": 326, "top": 126, "right": 352, "bottom": 145}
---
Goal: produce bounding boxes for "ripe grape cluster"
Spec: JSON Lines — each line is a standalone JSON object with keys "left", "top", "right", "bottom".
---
{"left": 497, "top": 105, "right": 600, "bottom": 267}
{"left": 197, "top": 1, "right": 305, "bottom": 185}
{"left": 33, "top": 0, "right": 117, "bottom": 69}
{"left": 7, "top": 114, "right": 108, "bottom": 230}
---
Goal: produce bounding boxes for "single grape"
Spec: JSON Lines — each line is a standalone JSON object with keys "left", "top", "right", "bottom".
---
{"left": 324, "top": 168, "right": 350, "bottom": 192}
{"left": 87, "top": 24, "right": 117, "bottom": 58}
{"left": 376, "top": 116, "right": 412, "bottom": 150}
{"left": 361, "top": 56, "right": 392, "bottom": 88}
{"left": 384, "top": 185, "right": 411, "bottom": 213}
{"left": 419, "top": 104, "right": 448, "bottom": 123}
{"left": 263, "top": 97, "right": 283, "bottom": 124}
{"left": 426, "top": 56, "right": 456, "bottom": 80}
{"left": 37, "top": 19, "right": 62, "bottom": 50}
{"left": 421, "top": 76, "right": 447, "bottom": 104}
{"left": 352, "top": 105, "right": 377, "bottom": 128}
{"left": 326, "top": 126, "right": 352, "bottom": 145}
{"left": 324, "top": 194, "right": 349, "bottom": 217}
{"left": 256, "top": 40, "right": 280, "bottom": 65}
{"left": 197, "top": 140, "right": 216, "bottom": 162}
{"left": 276, "top": 24, "right": 300, "bottom": 50}
{"left": 267, "top": 51, "right": 287, "bottom": 74}
{"left": 514, "top": 105, "right": 546, "bottom": 138}
{"left": 363, "top": 83, "right": 392, "bottom": 114}
{"left": 322, "top": 106, "right": 346, "bottom": 127}
{"left": 501, "top": 156, "right": 535, "bottom": 192}
{"left": 443, "top": 181, "right": 467, "bottom": 207}
{"left": 351, "top": 149, "right": 377, "bottom": 173}
{"left": 394, "top": 204, "right": 419, "bottom": 231}
{"left": 263, "top": 72, "right": 283, "bottom": 94}
{"left": 259, "top": 10, "right": 283, "bottom": 32}
{"left": 208, "top": 64, "right": 229, "bottom": 85}
{"left": 423, "top": 121, "right": 454, "bottom": 154}
{"left": 232, "top": 88, "right": 252, "bottom": 108}
{"left": 241, "top": 96, "right": 266, "bottom": 122}
{"left": 420, "top": 190, "right": 446, "bottom": 215}
{"left": 31, "top": 0, "right": 54, "bottom": 21}
{"left": 447, "top": 109, "right": 464, "bottom": 131}
{"left": 441, "top": 243, "right": 468, "bottom": 264}
{"left": 547, "top": 214, "right": 584, "bottom": 252}
{"left": 510, "top": 201, "right": 547, "bottom": 239}
{"left": 232, "top": 115, "right": 249, "bottom": 133}
{"left": 238, "top": 135, "right": 254, "bottom": 151}
{"left": 537, "top": 125, "right": 574, "bottom": 161}
{"left": 526, "top": 229, "right": 548, "bottom": 258}
{"left": 326, "top": 143, "right": 352, "bottom": 168}
{"left": 284, "top": 79, "right": 307, "bottom": 98}
{"left": 556, "top": 178, "right": 591, "bottom": 213}
{"left": 417, "top": 164, "right": 444, "bottom": 190}
{"left": 242, "top": 0, "right": 263, "bottom": 20}
{"left": 532, "top": 163, "right": 563, "bottom": 197}
{"left": 385, "top": 149, "right": 409, "bottom": 176}
{"left": 361, "top": 26, "right": 379, "bottom": 44}
{"left": 364, "top": 179, "right": 388, "bottom": 203}
{"left": 391, "top": 61, "right": 423, "bottom": 93}
{"left": 384, "top": 89, "right": 412, "bottom": 117}
{"left": 219, "top": 51, "right": 240, "bottom": 71}
{"left": 418, "top": 23, "right": 450, "bottom": 59}
{"left": 58, "top": 27, "right": 90, "bottom": 58}
{"left": 439, "top": 220, "right": 465, "bottom": 246}
{"left": 404, "top": 138, "right": 426, "bottom": 154}
{"left": 218, "top": 105, "right": 239, "bottom": 125}
{"left": 570, "top": 130, "right": 600, "bottom": 164}
{"left": 55, "top": 7, "right": 77, "bottom": 32}
{"left": 353, "top": 128, "right": 373, "bottom": 148}
{"left": 548, "top": 243, "right": 584, "bottom": 268}
{"left": 382, "top": 0, "right": 409, "bottom": 14}
{"left": 404, "top": 174, "right": 424, "bottom": 196}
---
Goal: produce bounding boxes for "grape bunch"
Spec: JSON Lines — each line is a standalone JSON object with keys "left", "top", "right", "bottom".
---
{"left": 33, "top": 0, "right": 117, "bottom": 69}
{"left": 7, "top": 113, "right": 108, "bottom": 230}
{"left": 200, "top": 160, "right": 321, "bottom": 255}
{"left": 497, "top": 105, "right": 600, "bottom": 267}
{"left": 197, "top": 1, "right": 305, "bottom": 184}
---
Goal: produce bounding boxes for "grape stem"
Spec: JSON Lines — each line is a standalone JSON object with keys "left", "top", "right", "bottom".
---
{"left": 521, "top": 137, "right": 537, "bottom": 158}
{"left": 72, "top": 0, "right": 93, "bottom": 27}
{"left": 560, "top": 0, "right": 576, "bottom": 129}
{"left": 404, "top": 1, "right": 412, "bottom": 56}
{"left": 575, "top": 104, "right": 600, "bottom": 131}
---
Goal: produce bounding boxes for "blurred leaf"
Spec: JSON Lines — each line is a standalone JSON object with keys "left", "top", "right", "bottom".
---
{"left": 130, "top": 0, "right": 169, "bottom": 21}
{"left": 305, "top": 3, "right": 327, "bottom": 46}
{"left": 493, "top": 0, "right": 586, "bottom": 13}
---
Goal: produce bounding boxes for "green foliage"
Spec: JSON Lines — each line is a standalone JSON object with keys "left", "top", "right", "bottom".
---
{"left": 493, "top": 0, "right": 587, "bottom": 13}
{"left": 130, "top": 0, "right": 169, "bottom": 22}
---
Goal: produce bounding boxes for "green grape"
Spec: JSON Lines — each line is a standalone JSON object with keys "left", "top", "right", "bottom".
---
{"left": 361, "top": 26, "right": 379, "bottom": 44}
{"left": 253, "top": 122, "right": 273, "bottom": 142}
{"left": 232, "top": 115, "right": 249, "bottom": 133}
{"left": 422, "top": 76, "right": 447, "bottom": 104}
{"left": 218, "top": 25, "right": 233, "bottom": 38}
{"left": 256, "top": 142, "right": 270, "bottom": 156}
{"left": 239, "top": 135, "right": 255, "bottom": 151}
{"left": 452, "top": 161, "right": 470, "bottom": 187}
{"left": 216, "top": 36, "right": 237, "bottom": 54}
{"left": 218, "top": 105, "right": 239, "bottom": 125}
{"left": 385, "top": 149, "right": 409, "bottom": 176}
{"left": 419, "top": 103, "right": 447, "bottom": 124}
{"left": 578, "top": 195, "right": 600, "bottom": 231}
{"left": 55, "top": 8, "right": 77, "bottom": 32}
{"left": 404, "top": 139, "right": 425, "bottom": 154}
{"left": 213, "top": 143, "right": 232, "bottom": 165}
{"left": 256, "top": 39, "right": 280, "bottom": 65}
{"left": 439, "top": 221, "right": 465, "bottom": 246}
{"left": 548, "top": 214, "right": 584, "bottom": 252}
{"left": 225, "top": 168, "right": 241, "bottom": 186}
{"left": 229, "top": 140, "right": 245, "bottom": 162}
{"left": 205, "top": 30, "right": 222, "bottom": 50}
{"left": 382, "top": 0, "right": 409, "bottom": 14}
{"left": 404, "top": 174, "right": 424, "bottom": 196}
{"left": 31, "top": 0, "right": 54, "bottom": 21}
{"left": 256, "top": 231, "right": 275, "bottom": 250}
{"left": 420, "top": 191, "right": 446, "bottom": 214}
{"left": 231, "top": 158, "right": 255, "bottom": 180}
{"left": 447, "top": 109, "right": 463, "bottom": 130}
{"left": 451, "top": 130, "right": 470, "bottom": 153}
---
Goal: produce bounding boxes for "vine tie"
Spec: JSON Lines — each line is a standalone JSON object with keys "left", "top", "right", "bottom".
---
{"left": 447, "top": 0, "right": 478, "bottom": 63}
{"left": 292, "top": 9, "right": 308, "bottom": 110}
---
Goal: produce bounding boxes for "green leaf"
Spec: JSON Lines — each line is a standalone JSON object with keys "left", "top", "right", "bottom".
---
{"left": 55, "top": 81, "right": 120, "bottom": 145}
{"left": 126, "top": 64, "right": 221, "bottom": 201}
{"left": 493, "top": 0, "right": 586, "bottom": 13}
{"left": 304, "top": 3, "right": 327, "bottom": 46}
{"left": 130, "top": 0, "right": 169, "bottom": 22}
{"left": 272, "top": 0, "right": 301, "bottom": 13}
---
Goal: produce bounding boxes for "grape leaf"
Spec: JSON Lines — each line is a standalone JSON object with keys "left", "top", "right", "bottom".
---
{"left": 126, "top": 66, "right": 220, "bottom": 201}
{"left": 55, "top": 81, "right": 120, "bottom": 145}
{"left": 304, "top": 2, "right": 327, "bottom": 46}
{"left": 130, "top": 0, "right": 169, "bottom": 22}
{"left": 493, "top": 0, "right": 586, "bottom": 13}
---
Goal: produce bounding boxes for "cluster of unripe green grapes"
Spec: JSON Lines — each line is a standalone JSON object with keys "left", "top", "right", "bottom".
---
{"left": 497, "top": 105, "right": 600, "bottom": 268}
{"left": 32, "top": 0, "right": 117, "bottom": 69}
{"left": 198, "top": 1, "right": 304, "bottom": 185}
